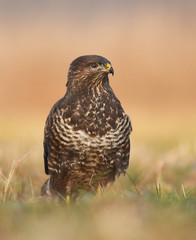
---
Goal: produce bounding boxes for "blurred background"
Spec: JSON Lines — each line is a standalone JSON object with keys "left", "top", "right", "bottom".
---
{"left": 0, "top": 1, "right": 196, "bottom": 239}
{"left": 1, "top": 0, "right": 196, "bottom": 115}
{"left": 0, "top": 0, "right": 196, "bottom": 182}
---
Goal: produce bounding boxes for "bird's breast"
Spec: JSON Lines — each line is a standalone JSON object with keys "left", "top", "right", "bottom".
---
{"left": 52, "top": 106, "right": 130, "bottom": 151}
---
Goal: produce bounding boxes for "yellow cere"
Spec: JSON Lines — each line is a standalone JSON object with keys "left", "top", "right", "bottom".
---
{"left": 106, "top": 63, "right": 111, "bottom": 69}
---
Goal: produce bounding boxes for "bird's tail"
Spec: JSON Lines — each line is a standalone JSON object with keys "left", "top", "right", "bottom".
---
{"left": 40, "top": 178, "right": 51, "bottom": 197}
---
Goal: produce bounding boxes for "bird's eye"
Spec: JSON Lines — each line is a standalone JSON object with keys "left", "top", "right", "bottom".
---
{"left": 90, "top": 63, "right": 98, "bottom": 69}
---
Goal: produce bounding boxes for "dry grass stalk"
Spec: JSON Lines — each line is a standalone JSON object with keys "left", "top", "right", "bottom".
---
{"left": 2, "top": 152, "right": 29, "bottom": 202}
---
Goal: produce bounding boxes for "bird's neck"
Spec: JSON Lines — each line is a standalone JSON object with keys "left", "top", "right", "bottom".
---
{"left": 66, "top": 76, "right": 111, "bottom": 97}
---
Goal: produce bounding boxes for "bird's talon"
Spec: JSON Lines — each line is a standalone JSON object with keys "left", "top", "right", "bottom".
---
{"left": 97, "top": 185, "right": 101, "bottom": 197}
{"left": 66, "top": 195, "right": 70, "bottom": 204}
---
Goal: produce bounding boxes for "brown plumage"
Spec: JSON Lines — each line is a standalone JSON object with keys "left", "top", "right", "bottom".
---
{"left": 41, "top": 55, "right": 132, "bottom": 198}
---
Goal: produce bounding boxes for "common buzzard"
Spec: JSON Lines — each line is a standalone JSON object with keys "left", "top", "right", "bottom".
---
{"left": 41, "top": 55, "right": 132, "bottom": 199}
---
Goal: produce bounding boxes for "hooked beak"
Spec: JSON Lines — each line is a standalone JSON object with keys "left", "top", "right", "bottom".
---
{"left": 105, "top": 63, "right": 114, "bottom": 75}
{"left": 99, "top": 63, "right": 114, "bottom": 75}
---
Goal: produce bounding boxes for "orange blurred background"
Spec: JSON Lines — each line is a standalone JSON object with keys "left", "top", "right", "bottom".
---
{"left": 0, "top": 0, "right": 196, "bottom": 122}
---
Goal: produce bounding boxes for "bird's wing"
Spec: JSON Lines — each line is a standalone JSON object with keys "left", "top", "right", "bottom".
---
{"left": 43, "top": 131, "right": 49, "bottom": 175}
{"left": 43, "top": 97, "right": 66, "bottom": 175}
{"left": 116, "top": 114, "right": 132, "bottom": 175}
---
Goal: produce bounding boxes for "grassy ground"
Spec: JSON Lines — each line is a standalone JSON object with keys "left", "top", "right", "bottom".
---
{"left": 0, "top": 114, "right": 196, "bottom": 240}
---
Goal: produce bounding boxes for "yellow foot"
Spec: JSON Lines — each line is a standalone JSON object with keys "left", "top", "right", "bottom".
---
{"left": 66, "top": 195, "right": 70, "bottom": 204}
{"left": 96, "top": 185, "right": 101, "bottom": 197}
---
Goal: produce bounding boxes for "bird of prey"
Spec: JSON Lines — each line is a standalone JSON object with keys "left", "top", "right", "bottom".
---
{"left": 41, "top": 55, "right": 132, "bottom": 199}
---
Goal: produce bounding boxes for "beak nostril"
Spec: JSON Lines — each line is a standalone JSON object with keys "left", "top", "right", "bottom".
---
{"left": 106, "top": 63, "right": 111, "bottom": 69}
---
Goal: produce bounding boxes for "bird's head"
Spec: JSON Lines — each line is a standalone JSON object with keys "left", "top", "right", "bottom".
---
{"left": 66, "top": 55, "right": 114, "bottom": 90}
